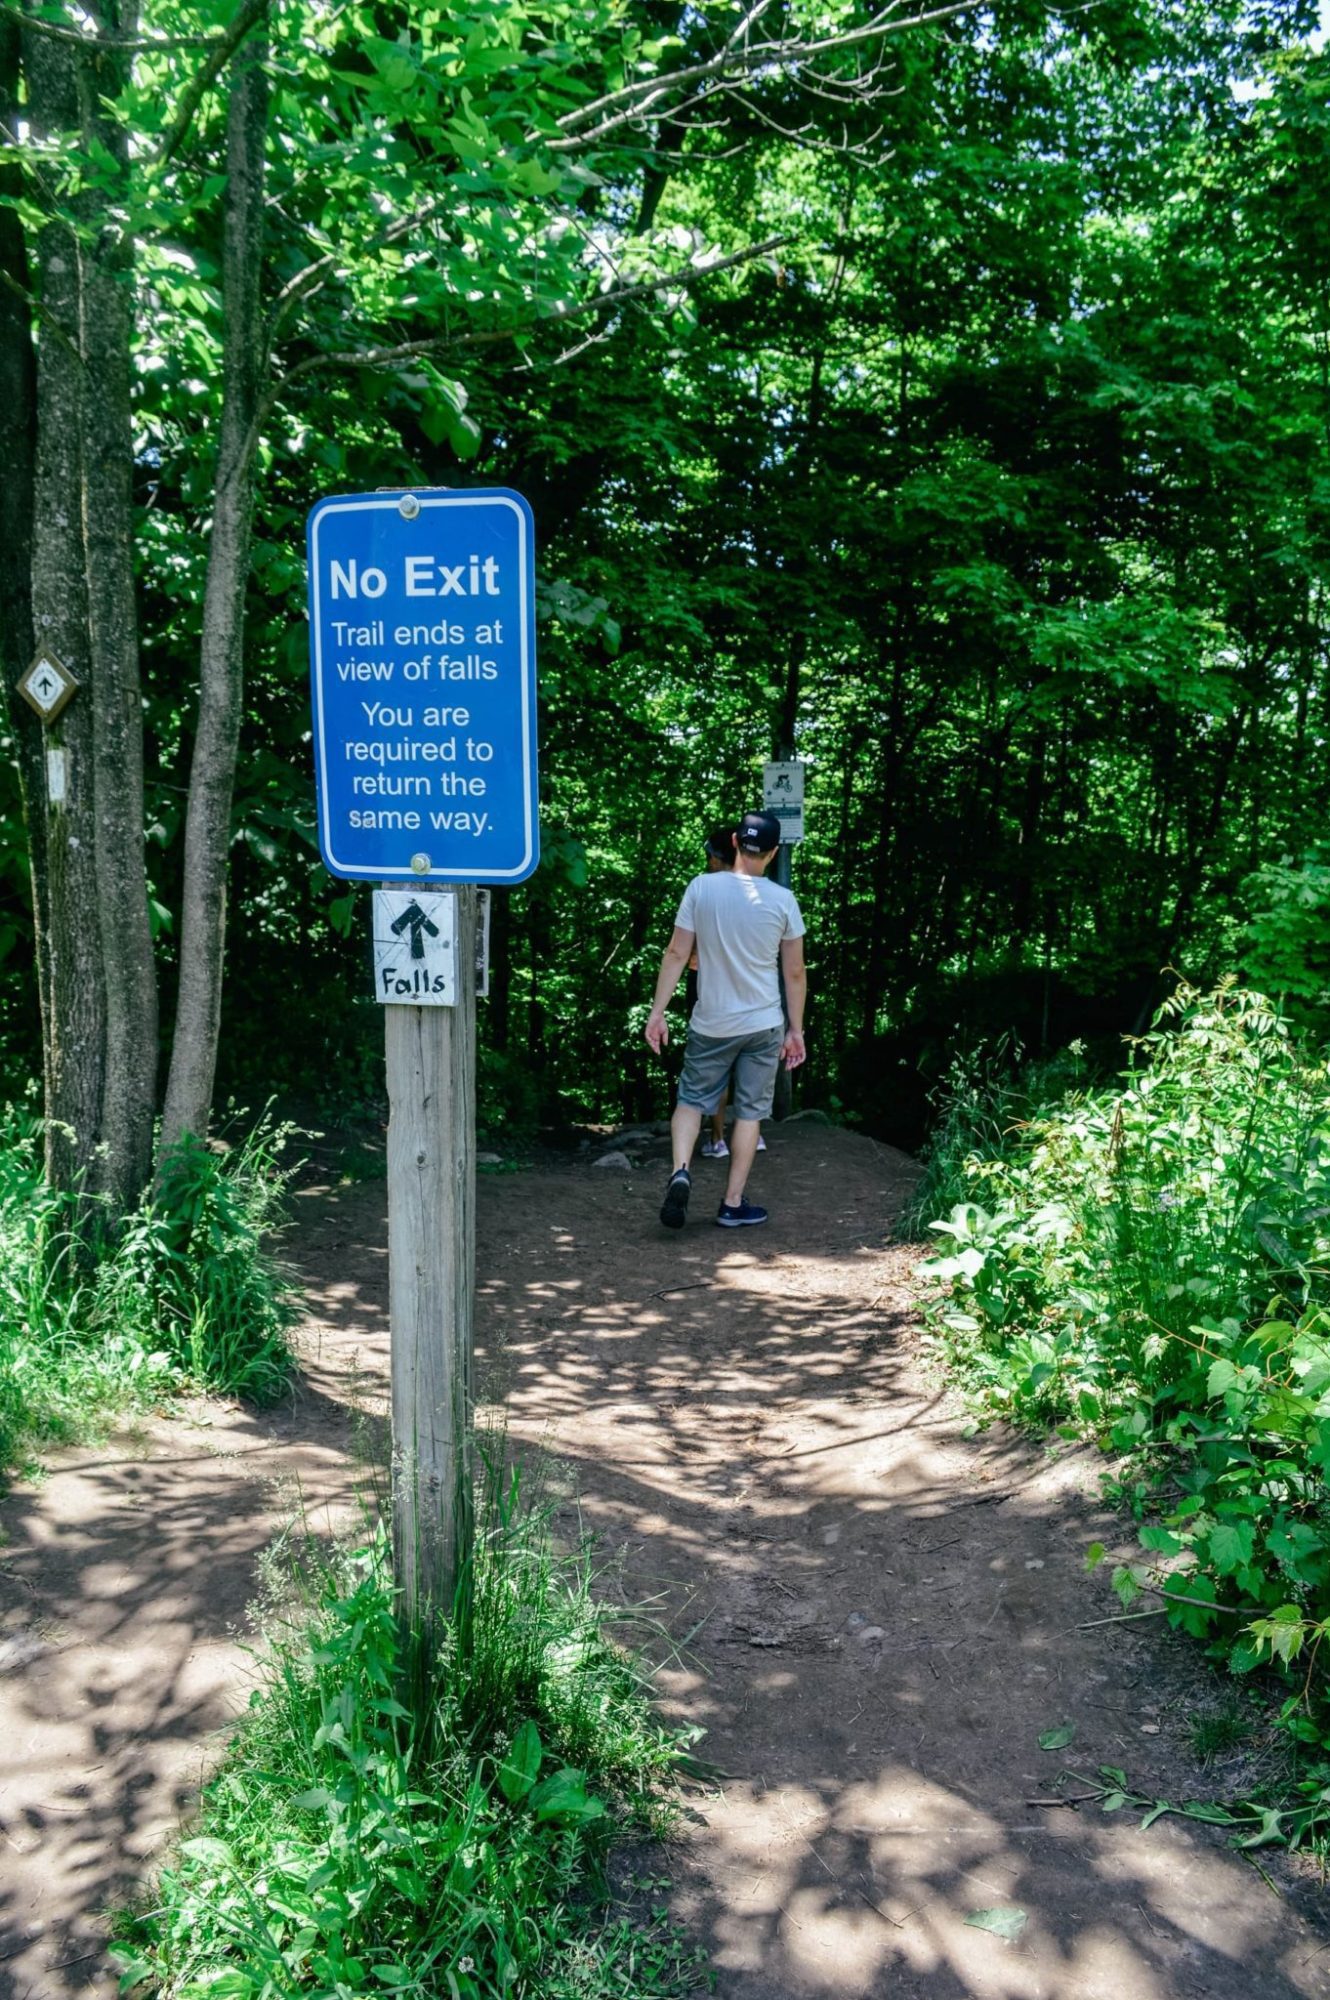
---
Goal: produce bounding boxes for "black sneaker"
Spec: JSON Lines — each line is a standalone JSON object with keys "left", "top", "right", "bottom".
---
{"left": 717, "top": 1198, "right": 768, "bottom": 1228}
{"left": 660, "top": 1168, "right": 691, "bottom": 1230}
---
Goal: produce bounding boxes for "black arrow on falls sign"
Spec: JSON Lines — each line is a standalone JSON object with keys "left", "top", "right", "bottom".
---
{"left": 391, "top": 900, "right": 440, "bottom": 961}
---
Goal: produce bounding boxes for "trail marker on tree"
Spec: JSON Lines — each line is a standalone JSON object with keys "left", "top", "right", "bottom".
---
{"left": 18, "top": 650, "right": 79, "bottom": 725}
{"left": 307, "top": 487, "right": 539, "bottom": 1634}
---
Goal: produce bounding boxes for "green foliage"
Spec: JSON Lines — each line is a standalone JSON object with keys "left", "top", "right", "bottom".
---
{"left": 919, "top": 980, "right": 1330, "bottom": 1830}
{"left": 115, "top": 1484, "right": 706, "bottom": 2000}
{"left": 0, "top": 1106, "right": 297, "bottom": 1473}
{"left": 100, "top": 1116, "right": 300, "bottom": 1403}
{"left": 8, "top": 1, "right": 1329, "bottom": 1152}
{"left": 1242, "top": 849, "right": 1330, "bottom": 1024}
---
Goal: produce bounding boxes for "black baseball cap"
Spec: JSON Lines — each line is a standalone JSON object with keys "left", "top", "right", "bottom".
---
{"left": 737, "top": 810, "right": 781, "bottom": 854}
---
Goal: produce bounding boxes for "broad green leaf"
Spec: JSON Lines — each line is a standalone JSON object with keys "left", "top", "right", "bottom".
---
{"left": 498, "top": 1718, "right": 543, "bottom": 1803}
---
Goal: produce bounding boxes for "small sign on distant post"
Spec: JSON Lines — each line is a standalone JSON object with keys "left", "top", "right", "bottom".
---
{"left": 763, "top": 759, "right": 805, "bottom": 843}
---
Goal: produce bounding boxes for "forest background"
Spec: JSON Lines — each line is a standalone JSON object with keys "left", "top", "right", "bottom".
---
{"left": 3, "top": 0, "right": 1330, "bottom": 1160}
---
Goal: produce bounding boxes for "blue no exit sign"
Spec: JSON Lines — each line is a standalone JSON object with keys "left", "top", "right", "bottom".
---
{"left": 307, "top": 489, "right": 539, "bottom": 883}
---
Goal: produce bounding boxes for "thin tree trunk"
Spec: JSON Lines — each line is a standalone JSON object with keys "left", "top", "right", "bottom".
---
{"left": 160, "top": 5, "right": 270, "bottom": 1159}
{"left": 77, "top": 0, "right": 158, "bottom": 1208}
{"left": 24, "top": 25, "right": 108, "bottom": 1200}
{"left": 0, "top": 16, "right": 44, "bottom": 1077}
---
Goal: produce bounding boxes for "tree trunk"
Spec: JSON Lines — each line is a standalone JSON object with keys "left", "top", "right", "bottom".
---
{"left": 0, "top": 16, "right": 44, "bottom": 1080}
{"left": 24, "top": 26, "right": 108, "bottom": 1201}
{"left": 79, "top": 0, "right": 158, "bottom": 1208}
{"left": 160, "top": 6, "right": 270, "bottom": 1159}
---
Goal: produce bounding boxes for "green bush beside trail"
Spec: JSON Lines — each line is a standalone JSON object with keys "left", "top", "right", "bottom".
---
{"left": 918, "top": 981, "right": 1330, "bottom": 1842}
{"left": 0, "top": 1107, "right": 296, "bottom": 1474}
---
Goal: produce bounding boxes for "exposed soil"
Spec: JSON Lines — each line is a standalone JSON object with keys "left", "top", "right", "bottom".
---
{"left": 2, "top": 1120, "right": 1329, "bottom": 1999}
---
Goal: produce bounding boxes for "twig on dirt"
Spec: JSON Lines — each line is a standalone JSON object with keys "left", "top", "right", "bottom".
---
{"left": 1243, "top": 1855, "right": 1285, "bottom": 1900}
{"left": 1025, "top": 1792, "right": 1104, "bottom": 1808}
{"left": 1076, "top": 1608, "right": 1170, "bottom": 1629}
{"left": 648, "top": 1281, "right": 716, "bottom": 1299}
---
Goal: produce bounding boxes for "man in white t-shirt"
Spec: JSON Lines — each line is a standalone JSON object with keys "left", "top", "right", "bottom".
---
{"left": 644, "top": 810, "right": 807, "bottom": 1230}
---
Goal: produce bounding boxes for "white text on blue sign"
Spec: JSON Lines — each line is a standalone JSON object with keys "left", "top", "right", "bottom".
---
{"left": 307, "top": 491, "right": 539, "bottom": 884}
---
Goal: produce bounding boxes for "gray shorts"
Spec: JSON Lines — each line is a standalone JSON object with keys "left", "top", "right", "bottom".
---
{"left": 678, "top": 1025, "right": 783, "bottom": 1122}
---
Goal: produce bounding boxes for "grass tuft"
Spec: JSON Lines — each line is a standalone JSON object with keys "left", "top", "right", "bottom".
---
{"left": 0, "top": 1104, "right": 298, "bottom": 1476}
{"left": 114, "top": 1466, "right": 709, "bottom": 1999}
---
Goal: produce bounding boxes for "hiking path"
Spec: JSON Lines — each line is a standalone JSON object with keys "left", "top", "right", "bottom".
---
{"left": 1, "top": 1121, "right": 1327, "bottom": 2000}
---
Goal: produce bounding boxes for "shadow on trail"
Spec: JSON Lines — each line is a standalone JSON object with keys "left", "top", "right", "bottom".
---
{"left": 2, "top": 1126, "right": 1325, "bottom": 1998}
{"left": 473, "top": 1124, "right": 1330, "bottom": 2000}
{"left": 0, "top": 1347, "right": 370, "bottom": 1990}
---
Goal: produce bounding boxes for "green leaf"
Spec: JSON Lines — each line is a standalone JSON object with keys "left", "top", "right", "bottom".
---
{"left": 497, "top": 1718, "right": 543, "bottom": 1802}
{"left": 180, "top": 1836, "right": 236, "bottom": 1869}
{"left": 1084, "top": 1542, "right": 1107, "bottom": 1570}
{"left": 1037, "top": 1723, "right": 1076, "bottom": 1751}
{"left": 529, "top": 1765, "right": 605, "bottom": 1823}
{"left": 1208, "top": 1521, "right": 1255, "bottom": 1574}
{"left": 964, "top": 1907, "right": 1027, "bottom": 1940}
{"left": 1207, "top": 1358, "right": 1240, "bottom": 1398}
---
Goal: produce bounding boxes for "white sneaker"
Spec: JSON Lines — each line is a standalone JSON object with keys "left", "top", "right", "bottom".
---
{"left": 701, "top": 1138, "right": 730, "bottom": 1159}
{"left": 756, "top": 1134, "right": 767, "bottom": 1151}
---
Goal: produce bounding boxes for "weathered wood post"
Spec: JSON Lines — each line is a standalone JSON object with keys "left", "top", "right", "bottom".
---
{"left": 385, "top": 883, "right": 477, "bottom": 1631}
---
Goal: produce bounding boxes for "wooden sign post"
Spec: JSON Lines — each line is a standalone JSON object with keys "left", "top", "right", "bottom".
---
{"left": 384, "top": 884, "right": 478, "bottom": 1630}
{"left": 306, "top": 485, "right": 538, "bottom": 1644}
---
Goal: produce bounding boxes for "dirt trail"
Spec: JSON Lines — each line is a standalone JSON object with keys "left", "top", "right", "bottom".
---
{"left": 2, "top": 1122, "right": 1328, "bottom": 1998}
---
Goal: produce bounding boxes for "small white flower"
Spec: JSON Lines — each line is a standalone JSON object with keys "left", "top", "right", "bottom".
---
{"left": 458, "top": 1956, "right": 475, "bottom": 1975}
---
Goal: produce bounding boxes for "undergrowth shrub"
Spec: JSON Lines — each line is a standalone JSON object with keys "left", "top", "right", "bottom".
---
{"left": 0, "top": 1106, "right": 297, "bottom": 1473}
{"left": 115, "top": 1466, "right": 706, "bottom": 2000}
{"left": 918, "top": 980, "right": 1330, "bottom": 1836}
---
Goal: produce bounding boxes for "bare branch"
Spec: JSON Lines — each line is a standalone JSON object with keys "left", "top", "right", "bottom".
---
{"left": 5, "top": 2, "right": 215, "bottom": 49}
{"left": 154, "top": 0, "right": 266, "bottom": 166}
{"left": 550, "top": 0, "right": 985, "bottom": 147}
{"left": 263, "top": 195, "right": 449, "bottom": 348}
{"left": 257, "top": 232, "right": 789, "bottom": 432}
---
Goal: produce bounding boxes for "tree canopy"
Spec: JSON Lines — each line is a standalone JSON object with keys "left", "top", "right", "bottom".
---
{"left": 3, "top": 0, "right": 1329, "bottom": 1162}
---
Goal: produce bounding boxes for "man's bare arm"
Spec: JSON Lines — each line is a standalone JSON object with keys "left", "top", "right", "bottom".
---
{"left": 780, "top": 935, "right": 807, "bottom": 1068}
{"left": 645, "top": 926, "right": 696, "bottom": 1053}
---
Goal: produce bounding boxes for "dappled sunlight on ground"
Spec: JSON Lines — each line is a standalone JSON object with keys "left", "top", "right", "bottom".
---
{"left": 2, "top": 1124, "right": 1327, "bottom": 1997}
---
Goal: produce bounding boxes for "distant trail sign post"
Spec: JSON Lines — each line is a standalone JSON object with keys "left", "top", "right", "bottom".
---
{"left": 765, "top": 759, "right": 804, "bottom": 1118}
{"left": 307, "top": 487, "right": 539, "bottom": 1634}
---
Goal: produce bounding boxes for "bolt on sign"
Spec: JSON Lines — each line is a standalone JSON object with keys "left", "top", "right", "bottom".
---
{"left": 306, "top": 488, "right": 539, "bottom": 886}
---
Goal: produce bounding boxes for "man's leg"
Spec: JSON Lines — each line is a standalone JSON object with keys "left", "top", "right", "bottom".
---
{"left": 723, "top": 1117, "right": 761, "bottom": 1206}
{"left": 672, "top": 1101, "right": 703, "bottom": 1175}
